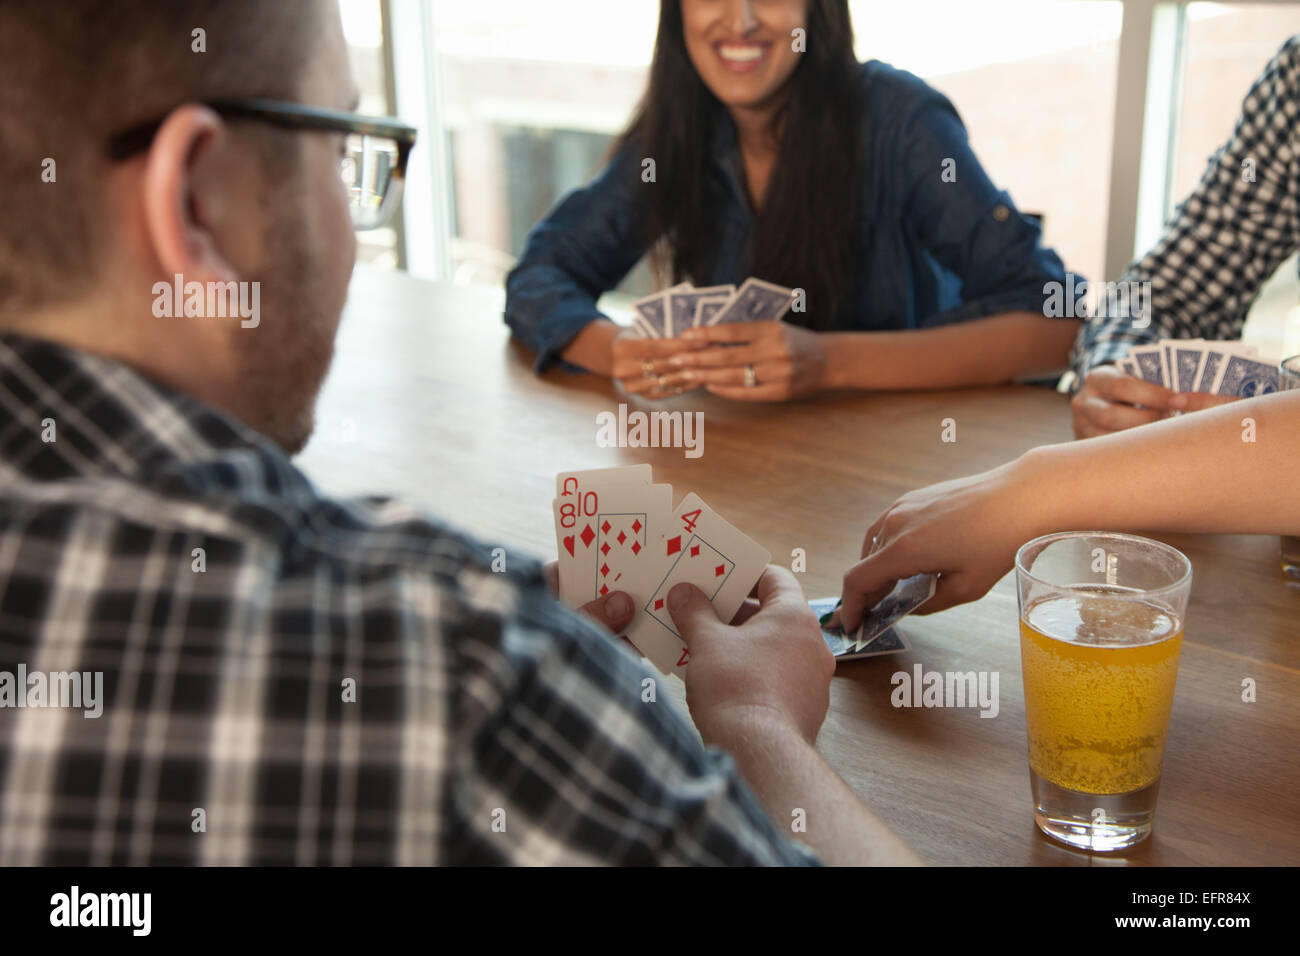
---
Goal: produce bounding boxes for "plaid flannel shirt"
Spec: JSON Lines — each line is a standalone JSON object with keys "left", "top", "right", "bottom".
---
{"left": 1069, "top": 34, "right": 1300, "bottom": 387}
{"left": 0, "top": 332, "right": 820, "bottom": 866}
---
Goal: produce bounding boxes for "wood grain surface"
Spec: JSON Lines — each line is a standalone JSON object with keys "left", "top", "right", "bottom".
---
{"left": 298, "top": 267, "right": 1300, "bottom": 866}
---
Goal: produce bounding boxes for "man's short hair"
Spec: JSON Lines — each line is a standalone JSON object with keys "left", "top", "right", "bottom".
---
{"left": 0, "top": 0, "right": 321, "bottom": 318}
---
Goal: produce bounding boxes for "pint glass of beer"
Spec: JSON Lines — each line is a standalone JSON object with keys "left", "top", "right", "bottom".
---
{"left": 1016, "top": 532, "right": 1192, "bottom": 852}
{"left": 1281, "top": 356, "right": 1300, "bottom": 579}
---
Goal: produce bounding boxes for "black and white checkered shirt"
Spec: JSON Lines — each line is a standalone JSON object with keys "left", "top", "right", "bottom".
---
{"left": 0, "top": 332, "right": 819, "bottom": 866}
{"left": 1069, "top": 34, "right": 1300, "bottom": 385}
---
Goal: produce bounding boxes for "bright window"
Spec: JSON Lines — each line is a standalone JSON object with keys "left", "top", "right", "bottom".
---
{"left": 1171, "top": 3, "right": 1300, "bottom": 354}
{"left": 341, "top": 0, "right": 400, "bottom": 269}
{"left": 852, "top": 0, "right": 1123, "bottom": 297}
{"left": 432, "top": 0, "right": 658, "bottom": 295}
{"left": 381, "top": 0, "right": 1300, "bottom": 354}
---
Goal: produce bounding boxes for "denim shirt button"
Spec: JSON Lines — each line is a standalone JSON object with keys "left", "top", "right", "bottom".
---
{"left": 992, "top": 204, "right": 1011, "bottom": 222}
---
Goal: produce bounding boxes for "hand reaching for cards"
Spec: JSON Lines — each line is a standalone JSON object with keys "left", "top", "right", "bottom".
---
{"left": 667, "top": 565, "right": 834, "bottom": 747}
{"left": 839, "top": 460, "right": 1038, "bottom": 630}
{"left": 670, "top": 321, "right": 829, "bottom": 401}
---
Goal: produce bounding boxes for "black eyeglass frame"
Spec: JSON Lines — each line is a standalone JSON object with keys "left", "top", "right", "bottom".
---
{"left": 107, "top": 97, "right": 417, "bottom": 173}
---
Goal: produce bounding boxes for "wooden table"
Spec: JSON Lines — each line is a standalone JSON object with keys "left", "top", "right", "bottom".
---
{"left": 299, "top": 266, "right": 1300, "bottom": 866}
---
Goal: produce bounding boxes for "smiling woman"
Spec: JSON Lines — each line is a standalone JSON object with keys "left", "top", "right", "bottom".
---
{"left": 683, "top": 1, "right": 810, "bottom": 99}
{"left": 503, "top": 0, "right": 1084, "bottom": 401}
{"left": 640, "top": 0, "right": 860, "bottom": 332}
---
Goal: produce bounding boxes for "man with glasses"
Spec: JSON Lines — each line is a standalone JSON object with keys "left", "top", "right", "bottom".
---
{"left": 109, "top": 99, "right": 417, "bottom": 231}
{"left": 0, "top": 1, "right": 916, "bottom": 866}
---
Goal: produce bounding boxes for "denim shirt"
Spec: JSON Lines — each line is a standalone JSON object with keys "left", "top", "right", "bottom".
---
{"left": 505, "top": 59, "right": 1074, "bottom": 373}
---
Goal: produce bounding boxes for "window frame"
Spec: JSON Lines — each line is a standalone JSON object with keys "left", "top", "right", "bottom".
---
{"left": 384, "top": 0, "right": 1300, "bottom": 287}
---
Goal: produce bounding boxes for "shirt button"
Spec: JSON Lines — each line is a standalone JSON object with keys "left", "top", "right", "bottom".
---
{"left": 992, "top": 204, "right": 1011, "bottom": 222}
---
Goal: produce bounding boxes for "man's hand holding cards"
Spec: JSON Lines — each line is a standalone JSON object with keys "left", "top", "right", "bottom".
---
{"left": 553, "top": 467, "right": 769, "bottom": 677}
{"left": 554, "top": 464, "right": 669, "bottom": 608}
{"left": 625, "top": 492, "right": 770, "bottom": 676}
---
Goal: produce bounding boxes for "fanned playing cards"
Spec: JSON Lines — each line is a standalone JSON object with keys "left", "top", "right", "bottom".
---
{"left": 553, "top": 469, "right": 769, "bottom": 677}
{"left": 1120, "top": 339, "right": 1282, "bottom": 399}
{"left": 629, "top": 277, "right": 793, "bottom": 338}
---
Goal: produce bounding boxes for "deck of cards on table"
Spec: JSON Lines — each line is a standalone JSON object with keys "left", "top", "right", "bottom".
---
{"left": 554, "top": 465, "right": 769, "bottom": 676}
{"left": 811, "top": 573, "right": 937, "bottom": 661}
{"left": 1119, "top": 338, "right": 1283, "bottom": 397}
{"left": 628, "top": 277, "right": 794, "bottom": 338}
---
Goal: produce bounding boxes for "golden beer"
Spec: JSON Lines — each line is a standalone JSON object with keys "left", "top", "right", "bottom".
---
{"left": 1021, "top": 591, "right": 1182, "bottom": 796}
{"left": 1016, "top": 532, "right": 1191, "bottom": 851}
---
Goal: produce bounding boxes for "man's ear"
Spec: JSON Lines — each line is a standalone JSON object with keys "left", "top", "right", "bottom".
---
{"left": 140, "top": 104, "right": 244, "bottom": 286}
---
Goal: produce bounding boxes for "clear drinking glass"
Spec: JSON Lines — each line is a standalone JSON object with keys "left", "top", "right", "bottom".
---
{"left": 1016, "top": 532, "right": 1192, "bottom": 852}
{"left": 1280, "top": 356, "right": 1300, "bottom": 580}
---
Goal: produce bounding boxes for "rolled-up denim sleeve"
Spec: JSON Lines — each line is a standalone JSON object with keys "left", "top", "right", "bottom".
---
{"left": 504, "top": 144, "right": 651, "bottom": 373}
{"left": 897, "top": 84, "right": 1077, "bottom": 326}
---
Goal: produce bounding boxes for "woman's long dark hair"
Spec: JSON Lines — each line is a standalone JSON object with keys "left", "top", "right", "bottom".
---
{"left": 617, "top": 0, "right": 863, "bottom": 331}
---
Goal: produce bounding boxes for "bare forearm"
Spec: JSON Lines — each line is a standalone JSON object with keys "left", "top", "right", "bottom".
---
{"left": 713, "top": 710, "right": 921, "bottom": 866}
{"left": 825, "top": 313, "right": 1080, "bottom": 390}
{"left": 1018, "top": 390, "right": 1300, "bottom": 536}
{"left": 558, "top": 318, "right": 619, "bottom": 375}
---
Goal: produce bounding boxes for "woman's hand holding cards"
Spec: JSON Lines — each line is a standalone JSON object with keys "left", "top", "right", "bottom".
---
{"left": 611, "top": 277, "right": 824, "bottom": 402}
{"left": 611, "top": 328, "right": 707, "bottom": 400}
{"left": 672, "top": 321, "right": 829, "bottom": 401}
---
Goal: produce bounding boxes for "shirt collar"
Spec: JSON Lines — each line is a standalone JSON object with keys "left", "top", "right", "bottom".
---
{"left": 0, "top": 331, "right": 313, "bottom": 500}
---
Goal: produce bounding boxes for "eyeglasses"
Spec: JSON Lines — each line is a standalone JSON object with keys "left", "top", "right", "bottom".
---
{"left": 107, "top": 98, "right": 418, "bottom": 231}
